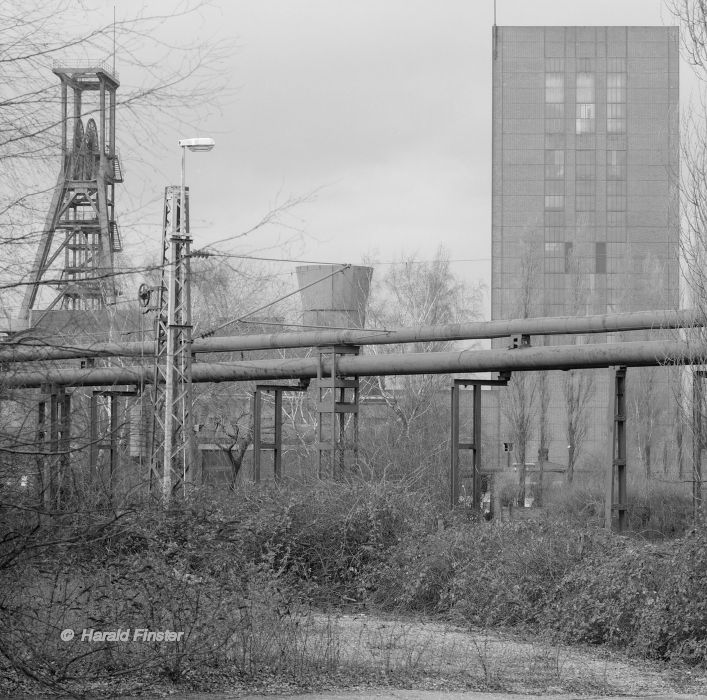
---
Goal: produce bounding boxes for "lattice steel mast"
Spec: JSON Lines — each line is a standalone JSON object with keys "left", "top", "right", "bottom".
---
{"left": 147, "top": 185, "right": 196, "bottom": 498}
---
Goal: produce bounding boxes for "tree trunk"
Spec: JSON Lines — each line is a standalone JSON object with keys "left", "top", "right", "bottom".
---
{"left": 567, "top": 443, "right": 575, "bottom": 484}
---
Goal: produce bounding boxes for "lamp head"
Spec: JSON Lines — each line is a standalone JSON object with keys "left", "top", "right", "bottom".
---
{"left": 178, "top": 137, "right": 215, "bottom": 152}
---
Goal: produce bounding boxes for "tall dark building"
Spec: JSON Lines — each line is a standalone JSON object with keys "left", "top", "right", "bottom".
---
{"left": 491, "top": 26, "right": 680, "bottom": 476}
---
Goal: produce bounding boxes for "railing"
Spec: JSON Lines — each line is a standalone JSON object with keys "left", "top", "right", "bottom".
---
{"left": 52, "top": 59, "right": 119, "bottom": 81}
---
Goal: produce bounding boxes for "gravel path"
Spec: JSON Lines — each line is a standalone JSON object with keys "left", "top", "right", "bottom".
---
{"left": 297, "top": 612, "right": 707, "bottom": 697}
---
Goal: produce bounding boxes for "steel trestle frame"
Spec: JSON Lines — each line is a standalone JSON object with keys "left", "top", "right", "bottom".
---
{"left": 450, "top": 376, "right": 510, "bottom": 509}
{"left": 604, "top": 367, "right": 628, "bottom": 532}
{"left": 252, "top": 383, "right": 308, "bottom": 482}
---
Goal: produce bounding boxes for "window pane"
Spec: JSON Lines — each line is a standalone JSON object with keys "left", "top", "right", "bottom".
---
{"left": 607, "top": 211, "right": 625, "bottom": 226}
{"left": 576, "top": 149, "right": 596, "bottom": 179}
{"left": 576, "top": 194, "right": 595, "bottom": 211}
{"left": 607, "top": 58, "right": 626, "bottom": 72}
{"left": 546, "top": 117, "right": 563, "bottom": 133}
{"left": 576, "top": 103, "right": 596, "bottom": 119}
{"left": 576, "top": 117, "right": 595, "bottom": 134}
{"left": 545, "top": 149, "right": 564, "bottom": 178}
{"left": 564, "top": 242, "right": 574, "bottom": 272}
{"left": 545, "top": 210, "right": 564, "bottom": 226}
{"left": 595, "top": 242, "right": 607, "bottom": 274}
{"left": 607, "top": 180, "right": 626, "bottom": 196}
{"left": 607, "top": 195, "right": 626, "bottom": 211}
{"left": 576, "top": 73, "right": 595, "bottom": 102}
{"left": 545, "top": 226, "right": 563, "bottom": 241}
{"left": 607, "top": 103, "right": 625, "bottom": 118}
{"left": 607, "top": 83, "right": 626, "bottom": 102}
{"left": 607, "top": 118, "right": 625, "bottom": 133}
{"left": 576, "top": 180, "right": 594, "bottom": 195}
{"left": 545, "top": 241, "right": 565, "bottom": 274}
{"left": 546, "top": 73, "right": 564, "bottom": 103}
{"left": 575, "top": 72, "right": 595, "bottom": 135}
{"left": 546, "top": 179, "right": 564, "bottom": 196}
{"left": 607, "top": 149, "right": 626, "bottom": 178}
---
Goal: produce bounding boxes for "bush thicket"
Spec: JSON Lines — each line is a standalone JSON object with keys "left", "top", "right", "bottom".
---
{"left": 2, "top": 478, "right": 706, "bottom": 696}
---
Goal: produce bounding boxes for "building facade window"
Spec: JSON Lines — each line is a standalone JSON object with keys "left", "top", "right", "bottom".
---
{"left": 545, "top": 149, "right": 564, "bottom": 178}
{"left": 576, "top": 73, "right": 595, "bottom": 134}
{"left": 545, "top": 177, "right": 564, "bottom": 210}
{"left": 607, "top": 57, "right": 627, "bottom": 73}
{"left": 607, "top": 194, "right": 627, "bottom": 211}
{"left": 607, "top": 72, "right": 626, "bottom": 102}
{"left": 607, "top": 180, "right": 626, "bottom": 197}
{"left": 545, "top": 210, "right": 564, "bottom": 226}
{"left": 595, "top": 242, "right": 607, "bottom": 273}
{"left": 607, "top": 72, "right": 626, "bottom": 133}
{"left": 607, "top": 149, "right": 626, "bottom": 179}
{"left": 546, "top": 73, "right": 564, "bottom": 103}
{"left": 546, "top": 73, "right": 564, "bottom": 133}
{"left": 607, "top": 102, "right": 626, "bottom": 133}
{"left": 545, "top": 226, "right": 563, "bottom": 243}
{"left": 576, "top": 149, "right": 596, "bottom": 179}
{"left": 544, "top": 241, "right": 564, "bottom": 273}
{"left": 607, "top": 210, "right": 626, "bottom": 242}
{"left": 576, "top": 181, "right": 596, "bottom": 211}
{"left": 564, "top": 242, "right": 574, "bottom": 272}
{"left": 544, "top": 195, "right": 564, "bottom": 209}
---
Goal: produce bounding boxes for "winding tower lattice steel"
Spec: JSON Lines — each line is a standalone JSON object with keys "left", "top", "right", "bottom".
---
{"left": 20, "top": 61, "right": 122, "bottom": 321}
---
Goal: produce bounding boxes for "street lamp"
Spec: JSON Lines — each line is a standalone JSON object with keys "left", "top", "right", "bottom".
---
{"left": 178, "top": 137, "right": 215, "bottom": 241}
{"left": 162, "top": 137, "right": 215, "bottom": 501}
{"left": 179, "top": 137, "right": 216, "bottom": 151}
{"left": 178, "top": 138, "right": 215, "bottom": 232}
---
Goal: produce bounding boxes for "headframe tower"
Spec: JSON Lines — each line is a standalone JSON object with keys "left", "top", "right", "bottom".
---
{"left": 20, "top": 61, "right": 123, "bottom": 321}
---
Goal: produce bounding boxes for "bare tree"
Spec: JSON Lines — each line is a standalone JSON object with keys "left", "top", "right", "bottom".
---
{"left": 0, "top": 0, "right": 233, "bottom": 315}
{"left": 504, "top": 373, "right": 537, "bottom": 500}
{"left": 188, "top": 257, "right": 294, "bottom": 485}
{"left": 658, "top": 2, "right": 707, "bottom": 510}
{"left": 360, "top": 247, "right": 482, "bottom": 497}
{"left": 561, "top": 254, "right": 595, "bottom": 484}
{"left": 501, "top": 241, "right": 540, "bottom": 502}
{"left": 366, "top": 246, "right": 483, "bottom": 439}
{"left": 534, "top": 370, "right": 551, "bottom": 504}
{"left": 562, "top": 369, "right": 594, "bottom": 484}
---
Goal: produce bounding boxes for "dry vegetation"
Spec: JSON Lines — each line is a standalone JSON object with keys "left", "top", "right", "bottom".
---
{"left": 1, "top": 477, "right": 706, "bottom": 697}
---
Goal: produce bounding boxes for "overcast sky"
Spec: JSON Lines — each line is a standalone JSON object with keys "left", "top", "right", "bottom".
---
{"left": 116, "top": 0, "right": 685, "bottom": 319}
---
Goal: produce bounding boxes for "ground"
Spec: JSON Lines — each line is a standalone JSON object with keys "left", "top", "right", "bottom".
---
{"left": 3, "top": 611, "right": 706, "bottom": 698}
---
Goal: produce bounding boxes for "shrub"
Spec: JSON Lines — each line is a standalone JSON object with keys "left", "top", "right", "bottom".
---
{"left": 246, "top": 480, "right": 435, "bottom": 602}
{"left": 625, "top": 479, "right": 692, "bottom": 539}
{"left": 634, "top": 529, "right": 707, "bottom": 665}
{"left": 372, "top": 519, "right": 607, "bottom": 627}
{"left": 544, "top": 539, "right": 668, "bottom": 646}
